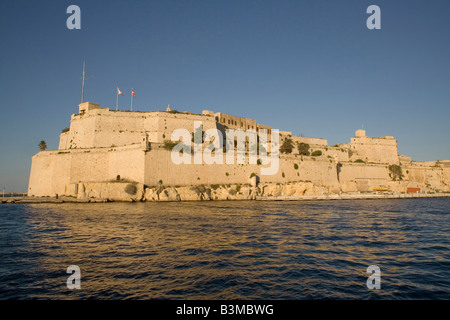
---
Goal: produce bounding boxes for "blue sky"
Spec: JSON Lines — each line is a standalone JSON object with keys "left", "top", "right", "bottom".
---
{"left": 1, "top": 0, "right": 449, "bottom": 191}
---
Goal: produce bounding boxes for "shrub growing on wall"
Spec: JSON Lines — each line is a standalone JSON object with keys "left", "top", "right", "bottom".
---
{"left": 162, "top": 140, "right": 178, "bottom": 150}
{"left": 311, "top": 150, "right": 322, "bottom": 157}
{"left": 280, "top": 138, "right": 294, "bottom": 154}
{"left": 389, "top": 164, "right": 404, "bottom": 181}
{"left": 297, "top": 142, "right": 310, "bottom": 156}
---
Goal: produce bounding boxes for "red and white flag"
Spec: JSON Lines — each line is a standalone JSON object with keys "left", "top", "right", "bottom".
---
{"left": 132, "top": 89, "right": 136, "bottom": 97}
{"left": 117, "top": 87, "right": 124, "bottom": 96}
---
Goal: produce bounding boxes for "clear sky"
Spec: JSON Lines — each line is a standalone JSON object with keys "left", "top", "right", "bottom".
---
{"left": 1, "top": 0, "right": 449, "bottom": 192}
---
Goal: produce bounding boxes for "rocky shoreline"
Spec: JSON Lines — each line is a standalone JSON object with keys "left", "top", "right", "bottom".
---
{"left": 2, "top": 192, "right": 449, "bottom": 204}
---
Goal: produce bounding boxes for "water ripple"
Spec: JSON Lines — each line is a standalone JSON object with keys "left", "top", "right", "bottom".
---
{"left": 0, "top": 198, "right": 449, "bottom": 299}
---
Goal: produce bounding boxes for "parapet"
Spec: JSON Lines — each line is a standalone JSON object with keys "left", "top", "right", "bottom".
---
{"left": 202, "top": 110, "right": 215, "bottom": 117}
{"left": 355, "top": 129, "right": 366, "bottom": 137}
{"left": 79, "top": 102, "right": 100, "bottom": 115}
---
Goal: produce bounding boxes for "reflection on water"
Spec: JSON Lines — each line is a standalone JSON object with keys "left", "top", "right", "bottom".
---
{"left": 0, "top": 199, "right": 449, "bottom": 299}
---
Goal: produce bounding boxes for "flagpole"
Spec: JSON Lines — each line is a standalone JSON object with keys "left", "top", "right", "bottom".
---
{"left": 130, "top": 88, "right": 133, "bottom": 111}
{"left": 81, "top": 61, "right": 85, "bottom": 103}
{"left": 116, "top": 88, "right": 119, "bottom": 111}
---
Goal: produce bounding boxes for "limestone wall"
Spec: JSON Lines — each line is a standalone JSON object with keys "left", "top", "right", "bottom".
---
{"left": 28, "top": 146, "right": 145, "bottom": 197}
{"left": 143, "top": 149, "right": 340, "bottom": 193}
{"left": 403, "top": 164, "right": 449, "bottom": 192}
{"left": 59, "top": 108, "right": 220, "bottom": 150}
{"left": 28, "top": 151, "right": 72, "bottom": 197}
{"left": 29, "top": 144, "right": 450, "bottom": 198}
{"left": 349, "top": 136, "right": 399, "bottom": 164}
{"left": 291, "top": 136, "right": 328, "bottom": 147}
{"left": 59, "top": 131, "right": 70, "bottom": 150}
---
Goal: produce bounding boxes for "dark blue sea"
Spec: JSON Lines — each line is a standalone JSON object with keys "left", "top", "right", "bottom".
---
{"left": 0, "top": 198, "right": 449, "bottom": 300}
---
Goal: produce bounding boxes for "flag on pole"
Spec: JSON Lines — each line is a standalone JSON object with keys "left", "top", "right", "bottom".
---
{"left": 130, "top": 89, "right": 135, "bottom": 111}
{"left": 117, "top": 87, "right": 124, "bottom": 96}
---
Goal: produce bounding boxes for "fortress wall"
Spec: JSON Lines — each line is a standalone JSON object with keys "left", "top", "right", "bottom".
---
{"left": 28, "top": 151, "right": 72, "bottom": 196}
{"left": 279, "top": 156, "right": 338, "bottom": 184}
{"left": 403, "top": 165, "right": 426, "bottom": 184}
{"left": 157, "top": 113, "right": 218, "bottom": 143}
{"left": 28, "top": 147, "right": 146, "bottom": 197}
{"left": 59, "top": 131, "right": 70, "bottom": 150}
{"left": 144, "top": 149, "right": 261, "bottom": 187}
{"left": 62, "top": 113, "right": 97, "bottom": 150}
{"left": 338, "top": 163, "right": 390, "bottom": 183}
{"left": 107, "top": 147, "right": 145, "bottom": 184}
{"left": 67, "top": 147, "right": 145, "bottom": 185}
{"left": 92, "top": 111, "right": 146, "bottom": 148}
{"left": 349, "top": 137, "right": 399, "bottom": 164}
{"left": 338, "top": 162, "right": 448, "bottom": 193}
{"left": 443, "top": 167, "right": 450, "bottom": 192}
{"left": 390, "top": 165, "right": 445, "bottom": 192}
{"left": 322, "top": 147, "right": 350, "bottom": 162}
{"left": 143, "top": 149, "right": 340, "bottom": 192}
{"left": 291, "top": 136, "right": 328, "bottom": 147}
{"left": 69, "top": 150, "right": 109, "bottom": 183}
{"left": 61, "top": 110, "right": 220, "bottom": 150}
{"left": 144, "top": 116, "right": 160, "bottom": 142}
{"left": 28, "top": 146, "right": 450, "bottom": 198}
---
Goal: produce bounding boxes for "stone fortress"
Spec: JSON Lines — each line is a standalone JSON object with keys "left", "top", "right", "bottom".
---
{"left": 28, "top": 102, "right": 450, "bottom": 201}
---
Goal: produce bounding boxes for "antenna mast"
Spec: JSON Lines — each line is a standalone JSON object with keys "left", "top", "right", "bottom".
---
{"left": 81, "top": 61, "right": 86, "bottom": 103}
{"left": 80, "top": 61, "right": 93, "bottom": 103}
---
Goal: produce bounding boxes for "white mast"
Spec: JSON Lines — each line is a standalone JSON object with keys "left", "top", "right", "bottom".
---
{"left": 116, "top": 87, "right": 119, "bottom": 111}
{"left": 81, "top": 61, "right": 85, "bottom": 103}
{"left": 80, "top": 61, "right": 93, "bottom": 103}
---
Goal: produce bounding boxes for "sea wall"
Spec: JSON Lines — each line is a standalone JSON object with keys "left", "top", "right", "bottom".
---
{"left": 29, "top": 144, "right": 450, "bottom": 198}
{"left": 28, "top": 146, "right": 145, "bottom": 197}
{"left": 143, "top": 149, "right": 341, "bottom": 193}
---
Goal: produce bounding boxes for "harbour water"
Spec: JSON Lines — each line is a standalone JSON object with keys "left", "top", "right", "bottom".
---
{"left": 0, "top": 198, "right": 449, "bottom": 299}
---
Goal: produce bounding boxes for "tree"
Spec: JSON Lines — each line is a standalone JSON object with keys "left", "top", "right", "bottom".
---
{"left": 297, "top": 142, "right": 310, "bottom": 156}
{"left": 280, "top": 138, "right": 294, "bottom": 154}
{"left": 39, "top": 140, "right": 47, "bottom": 151}
{"left": 389, "top": 164, "right": 404, "bottom": 181}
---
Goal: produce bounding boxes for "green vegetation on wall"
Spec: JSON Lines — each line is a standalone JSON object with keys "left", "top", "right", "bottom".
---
{"left": 280, "top": 138, "right": 294, "bottom": 154}
{"left": 389, "top": 164, "right": 404, "bottom": 181}
{"left": 297, "top": 142, "right": 310, "bottom": 156}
